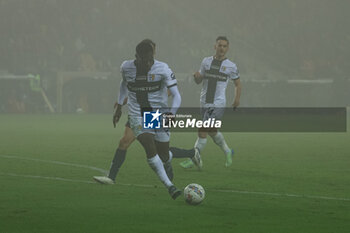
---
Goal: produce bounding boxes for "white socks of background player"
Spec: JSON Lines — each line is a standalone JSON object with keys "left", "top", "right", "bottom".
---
{"left": 147, "top": 154, "right": 173, "bottom": 188}
{"left": 211, "top": 132, "right": 231, "bottom": 155}
{"left": 195, "top": 137, "right": 207, "bottom": 152}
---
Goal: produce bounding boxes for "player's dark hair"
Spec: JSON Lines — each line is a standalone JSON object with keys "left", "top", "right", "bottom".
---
{"left": 136, "top": 41, "right": 154, "bottom": 59}
{"left": 140, "top": 39, "right": 156, "bottom": 49}
{"left": 216, "top": 36, "right": 229, "bottom": 44}
{"left": 135, "top": 40, "right": 154, "bottom": 74}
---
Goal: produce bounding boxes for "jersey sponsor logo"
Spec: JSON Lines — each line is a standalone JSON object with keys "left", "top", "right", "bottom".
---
{"left": 129, "top": 86, "right": 160, "bottom": 92}
{"left": 143, "top": 109, "right": 162, "bottom": 129}
{"left": 127, "top": 81, "right": 162, "bottom": 93}
{"left": 221, "top": 66, "right": 226, "bottom": 71}
{"left": 204, "top": 72, "right": 228, "bottom": 81}
{"left": 210, "top": 65, "right": 221, "bottom": 70}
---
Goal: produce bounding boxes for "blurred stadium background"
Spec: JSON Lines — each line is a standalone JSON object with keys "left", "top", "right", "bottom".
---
{"left": 1, "top": 2, "right": 350, "bottom": 233}
{"left": 0, "top": 0, "right": 349, "bottom": 113}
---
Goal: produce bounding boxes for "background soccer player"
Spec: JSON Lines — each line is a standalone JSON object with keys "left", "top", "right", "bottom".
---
{"left": 180, "top": 36, "right": 241, "bottom": 168}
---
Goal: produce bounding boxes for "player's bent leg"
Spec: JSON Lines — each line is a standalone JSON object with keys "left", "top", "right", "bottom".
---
{"left": 209, "top": 129, "right": 234, "bottom": 167}
{"left": 93, "top": 149, "right": 126, "bottom": 185}
{"left": 137, "top": 133, "right": 157, "bottom": 158}
{"left": 107, "top": 126, "right": 135, "bottom": 181}
{"left": 192, "top": 147, "right": 203, "bottom": 169}
{"left": 196, "top": 129, "right": 208, "bottom": 152}
{"left": 138, "top": 133, "right": 181, "bottom": 199}
{"left": 155, "top": 140, "right": 170, "bottom": 162}
{"left": 106, "top": 148, "right": 127, "bottom": 181}
{"left": 170, "top": 147, "right": 195, "bottom": 158}
{"left": 93, "top": 126, "right": 136, "bottom": 184}
{"left": 170, "top": 147, "right": 202, "bottom": 170}
{"left": 155, "top": 140, "right": 173, "bottom": 181}
{"left": 179, "top": 129, "right": 207, "bottom": 169}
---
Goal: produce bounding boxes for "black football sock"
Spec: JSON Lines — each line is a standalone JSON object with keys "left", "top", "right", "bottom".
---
{"left": 108, "top": 148, "right": 126, "bottom": 181}
{"left": 169, "top": 147, "right": 195, "bottom": 159}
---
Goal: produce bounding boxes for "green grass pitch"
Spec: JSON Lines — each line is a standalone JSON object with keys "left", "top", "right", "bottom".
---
{"left": 0, "top": 114, "right": 349, "bottom": 233}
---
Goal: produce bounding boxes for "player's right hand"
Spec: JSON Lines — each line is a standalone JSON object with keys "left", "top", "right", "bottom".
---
{"left": 193, "top": 72, "right": 203, "bottom": 84}
{"left": 113, "top": 106, "right": 122, "bottom": 128}
{"left": 232, "top": 100, "right": 240, "bottom": 111}
{"left": 193, "top": 71, "right": 202, "bottom": 79}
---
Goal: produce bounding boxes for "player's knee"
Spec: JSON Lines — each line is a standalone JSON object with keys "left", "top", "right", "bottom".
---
{"left": 154, "top": 141, "right": 170, "bottom": 162}
{"left": 137, "top": 134, "right": 157, "bottom": 158}
{"left": 143, "top": 145, "right": 157, "bottom": 158}
{"left": 158, "top": 150, "right": 169, "bottom": 162}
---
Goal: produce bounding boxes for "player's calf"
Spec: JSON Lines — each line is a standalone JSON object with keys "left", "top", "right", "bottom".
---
{"left": 118, "top": 127, "right": 136, "bottom": 150}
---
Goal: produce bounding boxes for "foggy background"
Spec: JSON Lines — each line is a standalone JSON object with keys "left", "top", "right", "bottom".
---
{"left": 0, "top": 0, "right": 349, "bottom": 113}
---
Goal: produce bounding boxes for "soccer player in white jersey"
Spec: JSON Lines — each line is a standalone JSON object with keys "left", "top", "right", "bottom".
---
{"left": 102, "top": 40, "right": 182, "bottom": 199}
{"left": 93, "top": 39, "right": 201, "bottom": 187}
{"left": 180, "top": 36, "right": 242, "bottom": 168}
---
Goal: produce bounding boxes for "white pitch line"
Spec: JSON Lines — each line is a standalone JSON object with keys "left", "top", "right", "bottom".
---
{"left": 1, "top": 172, "right": 349, "bottom": 202}
{"left": 0, "top": 172, "right": 95, "bottom": 184}
{"left": 0, "top": 172, "right": 154, "bottom": 188}
{"left": 0, "top": 154, "right": 107, "bottom": 174}
{"left": 216, "top": 189, "right": 350, "bottom": 202}
{"left": 1, "top": 155, "right": 350, "bottom": 202}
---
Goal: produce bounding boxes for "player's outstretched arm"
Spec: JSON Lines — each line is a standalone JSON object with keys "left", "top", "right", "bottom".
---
{"left": 232, "top": 78, "right": 241, "bottom": 110}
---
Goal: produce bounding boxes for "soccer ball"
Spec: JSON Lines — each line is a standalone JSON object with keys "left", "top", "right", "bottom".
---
{"left": 184, "top": 183, "right": 205, "bottom": 205}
